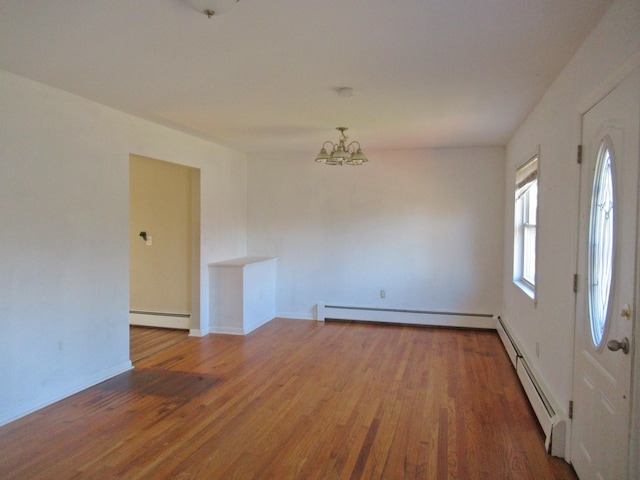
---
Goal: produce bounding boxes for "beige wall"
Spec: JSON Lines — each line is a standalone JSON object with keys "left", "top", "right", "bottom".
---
{"left": 130, "top": 155, "right": 196, "bottom": 315}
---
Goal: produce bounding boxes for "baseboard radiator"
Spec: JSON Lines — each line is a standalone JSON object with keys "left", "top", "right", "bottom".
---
{"left": 496, "top": 316, "right": 566, "bottom": 457}
{"left": 316, "top": 303, "right": 496, "bottom": 329}
{"left": 129, "top": 310, "right": 190, "bottom": 330}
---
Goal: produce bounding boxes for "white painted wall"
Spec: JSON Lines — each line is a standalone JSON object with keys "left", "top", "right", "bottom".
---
{"left": 247, "top": 148, "right": 505, "bottom": 320}
{"left": 0, "top": 69, "right": 247, "bottom": 426}
{"left": 500, "top": 0, "right": 640, "bottom": 458}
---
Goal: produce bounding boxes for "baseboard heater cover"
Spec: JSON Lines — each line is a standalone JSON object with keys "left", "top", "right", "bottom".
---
{"left": 316, "top": 303, "right": 496, "bottom": 329}
{"left": 129, "top": 311, "right": 190, "bottom": 330}
{"left": 496, "top": 315, "right": 520, "bottom": 367}
{"left": 497, "top": 316, "right": 566, "bottom": 457}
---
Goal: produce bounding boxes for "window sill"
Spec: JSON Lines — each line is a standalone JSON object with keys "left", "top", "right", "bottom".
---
{"left": 513, "top": 279, "right": 536, "bottom": 303}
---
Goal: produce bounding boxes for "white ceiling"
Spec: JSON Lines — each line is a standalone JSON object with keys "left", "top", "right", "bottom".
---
{"left": 0, "top": 0, "right": 613, "bottom": 154}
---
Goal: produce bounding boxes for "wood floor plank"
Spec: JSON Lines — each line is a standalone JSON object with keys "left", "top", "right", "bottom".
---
{"left": 129, "top": 325, "right": 188, "bottom": 362}
{"left": 0, "top": 319, "right": 578, "bottom": 479}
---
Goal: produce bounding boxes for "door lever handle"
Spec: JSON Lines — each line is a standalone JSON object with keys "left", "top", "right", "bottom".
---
{"left": 607, "top": 337, "right": 630, "bottom": 354}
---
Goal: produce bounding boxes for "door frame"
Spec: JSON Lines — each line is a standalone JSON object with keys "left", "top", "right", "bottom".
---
{"left": 573, "top": 48, "right": 640, "bottom": 478}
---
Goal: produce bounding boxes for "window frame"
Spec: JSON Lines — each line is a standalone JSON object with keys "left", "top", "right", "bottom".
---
{"left": 513, "top": 151, "right": 539, "bottom": 300}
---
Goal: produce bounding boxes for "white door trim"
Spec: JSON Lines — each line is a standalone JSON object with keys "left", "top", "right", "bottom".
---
{"left": 578, "top": 48, "right": 640, "bottom": 116}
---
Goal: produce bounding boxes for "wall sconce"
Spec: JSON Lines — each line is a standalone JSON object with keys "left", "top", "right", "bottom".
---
{"left": 186, "top": 0, "right": 240, "bottom": 18}
{"left": 139, "top": 231, "right": 152, "bottom": 245}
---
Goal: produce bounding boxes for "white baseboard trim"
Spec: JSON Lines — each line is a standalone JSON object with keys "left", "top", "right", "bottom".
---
{"left": 0, "top": 361, "right": 133, "bottom": 427}
{"left": 210, "top": 325, "right": 245, "bottom": 335}
{"left": 277, "top": 311, "right": 315, "bottom": 321}
{"left": 210, "top": 316, "right": 275, "bottom": 336}
{"left": 129, "top": 311, "right": 190, "bottom": 330}
{"left": 316, "top": 303, "right": 496, "bottom": 329}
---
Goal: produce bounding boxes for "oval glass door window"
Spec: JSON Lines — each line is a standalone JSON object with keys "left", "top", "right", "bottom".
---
{"left": 588, "top": 139, "right": 615, "bottom": 348}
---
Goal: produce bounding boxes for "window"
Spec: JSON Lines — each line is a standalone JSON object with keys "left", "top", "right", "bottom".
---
{"left": 514, "top": 154, "right": 539, "bottom": 297}
{"left": 588, "top": 139, "right": 614, "bottom": 348}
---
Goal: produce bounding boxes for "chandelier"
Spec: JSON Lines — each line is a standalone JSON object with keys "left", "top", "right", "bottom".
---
{"left": 315, "top": 127, "right": 369, "bottom": 166}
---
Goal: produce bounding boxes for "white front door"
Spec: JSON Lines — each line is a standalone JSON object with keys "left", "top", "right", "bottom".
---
{"left": 571, "top": 67, "right": 639, "bottom": 480}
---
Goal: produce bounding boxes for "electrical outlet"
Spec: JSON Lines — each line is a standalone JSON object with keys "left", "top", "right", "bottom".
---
{"left": 380, "top": 290, "right": 386, "bottom": 299}
{"left": 146, "top": 235, "right": 152, "bottom": 246}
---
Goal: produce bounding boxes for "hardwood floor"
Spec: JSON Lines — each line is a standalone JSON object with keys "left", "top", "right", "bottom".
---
{"left": 130, "top": 325, "right": 189, "bottom": 362}
{"left": 0, "top": 319, "right": 578, "bottom": 479}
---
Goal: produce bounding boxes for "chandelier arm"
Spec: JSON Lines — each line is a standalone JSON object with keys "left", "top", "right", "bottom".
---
{"left": 346, "top": 140, "right": 361, "bottom": 153}
{"left": 322, "top": 141, "right": 336, "bottom": 151}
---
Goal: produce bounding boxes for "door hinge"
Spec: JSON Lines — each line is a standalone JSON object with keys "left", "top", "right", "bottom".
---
{"left": 577, "top": 145, "right": 583, "bottom": 164}
{"left": 573, "top": 274, "right": 579, "bottom": 293}
{"left": 569, "top": 400, "right": 574, "bottom": 419}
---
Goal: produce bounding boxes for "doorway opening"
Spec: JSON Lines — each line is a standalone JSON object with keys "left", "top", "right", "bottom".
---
{"left": 129, "top": 155, "right": 201, "bottom": 356}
